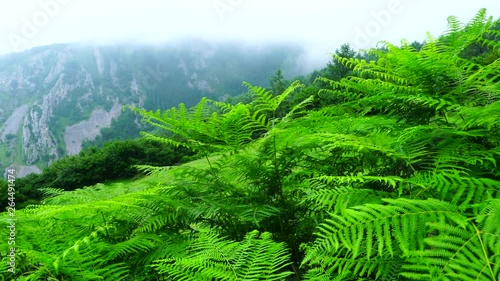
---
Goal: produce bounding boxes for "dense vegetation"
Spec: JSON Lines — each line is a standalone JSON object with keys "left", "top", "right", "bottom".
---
{"left": 0, "top": 138, "right": 191, "bottom": 209}
{"left": 1, "top": 9, "right": 499, "bottom": 280}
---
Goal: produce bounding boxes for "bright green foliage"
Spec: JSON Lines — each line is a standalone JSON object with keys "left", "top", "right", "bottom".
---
{"left": 128, "top": 98, "right": 261, "bottom": 152}
{"left": 154, "top": 228, "right": 293, "bottom": 280}
{"left": 128, "top": 80, "right": 305, "bottom": 154}
{"left": 300, "top": 9, "right": 500, "bottom": 280}
{"left": 1, "top": 9, "right": 500, "bottom": 281}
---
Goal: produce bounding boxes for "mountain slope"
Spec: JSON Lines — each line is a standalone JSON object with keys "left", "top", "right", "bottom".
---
{"left": 0, "top": 40, "right": 304, "bottom": 176}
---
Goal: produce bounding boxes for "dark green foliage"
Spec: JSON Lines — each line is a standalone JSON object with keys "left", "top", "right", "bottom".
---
{"left": 269, "top": 69, "right": 289, "bottom": 95}
{"left": 0, "top": 180, "right": 8, "bottom": 210}
{"left": 324, "top": 43, "right": 356, "bottom": 81}
{"left": 225, "top": 91, "right": 254, "bottom": 105}
{"left": 0, "top": 138, "right": 191, "bottom": 209}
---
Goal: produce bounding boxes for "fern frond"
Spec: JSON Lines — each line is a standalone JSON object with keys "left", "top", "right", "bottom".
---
{"left": 133, "top": 164, "right": 172, "bottom": 176}
{"left": 304, "top": 181, "right": 398, "bottom": 212}
{"left": 154, "top": 228, "right": 293, "bottom": 280}
{"left": 106, "top": 233, "right": 160, "bottom": 260}
{"left": 303, "top": 198, "right": 468, "bottom": 278}
{"left": 402, "top": 199, "right": 500, "bottom": 281}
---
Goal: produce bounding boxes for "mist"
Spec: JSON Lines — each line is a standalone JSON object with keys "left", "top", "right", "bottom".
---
{"left": 1, "top": 0, "right": 498, "bottom": 72}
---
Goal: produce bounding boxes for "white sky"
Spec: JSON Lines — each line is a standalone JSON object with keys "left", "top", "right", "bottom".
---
{"left": 1, "top": 0, "right": 499, "bottom": 68}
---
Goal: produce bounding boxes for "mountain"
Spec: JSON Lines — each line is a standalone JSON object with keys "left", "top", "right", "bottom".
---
{"left": 0, "top": 40, "right": 304, "bottom": 177}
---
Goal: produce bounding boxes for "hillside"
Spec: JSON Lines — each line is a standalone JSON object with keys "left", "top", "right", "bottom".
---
{"left": 0, "top": 40, "right": 304, "bottom": 176}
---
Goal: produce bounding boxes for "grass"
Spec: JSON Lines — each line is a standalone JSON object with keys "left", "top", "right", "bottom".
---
{"left": 32, "top": 154, "right": 214, "bottom": 208}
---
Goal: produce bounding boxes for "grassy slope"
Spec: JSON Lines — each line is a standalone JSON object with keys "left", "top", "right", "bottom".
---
{"left": 0, "top": 154, "right": 213, "bottom": 266}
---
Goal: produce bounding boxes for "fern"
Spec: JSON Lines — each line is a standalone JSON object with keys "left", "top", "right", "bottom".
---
{"left": 300, "top": 10, "right": 500, "bottom": 280}
{"left": 302, "top": 199, "right": 468, "bottom": 280}
{"left": 402, "top": 199, "right": 500, "bottom": 281}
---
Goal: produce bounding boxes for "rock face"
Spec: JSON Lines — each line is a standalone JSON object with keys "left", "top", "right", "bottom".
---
{"left": 0, "top": 105, "right": 28, "bottom": 141}
{"left": 22, "top": 78, "right": 72, "bottom": 165}
{"left": 17, "top": 165, "right": 42, "bottom": 178}
{"left": 64, "top": 101, "right": 122, "bottom": 155}
{"left": 2, "top": 165, "right": 41, "bottom": 179}
{"left": 0, "top": 45, "right": 133, "bottom": 173}
{"left": 0, "top": 41, "right": 302, "bottom": 176}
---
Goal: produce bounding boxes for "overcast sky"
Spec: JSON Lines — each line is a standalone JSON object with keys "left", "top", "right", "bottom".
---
{"left": 1, "top": 1, "right": 499, "bottom": 68}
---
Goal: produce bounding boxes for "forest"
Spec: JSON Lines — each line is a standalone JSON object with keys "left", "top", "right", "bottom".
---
{"left": 1, "top": 9, "right": 499, "bottom": 280}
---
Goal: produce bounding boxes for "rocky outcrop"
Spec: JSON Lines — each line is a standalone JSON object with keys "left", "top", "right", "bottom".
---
{"left": 17, "top": 165, "right": 42, "bottom": 177}
{"left": 22, "top": 76, "right": 72, "bottom": 164}
{"left": 64, "top": 101, "right": 122, "bottom": 155}
{"left": 0, "top": 105, "right": 28, "bottom": 142}
{"left": 2, "top": 165, "right": 42, "bottom": 178}
{"left": 94, "top": 48, "right": 105, "bottom": 75}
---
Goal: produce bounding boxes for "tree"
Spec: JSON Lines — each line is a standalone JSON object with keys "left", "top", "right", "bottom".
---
{"left": 269, "top": 69, "right": 288, "bottom": 95}
{"left": 410, "top": 40, "right": 424, "bottom": 51}
{"left": 324, "top": 43, "right": 356, "bottom": 81}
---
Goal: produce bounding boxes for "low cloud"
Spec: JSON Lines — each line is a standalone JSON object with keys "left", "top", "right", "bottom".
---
{"left": 0, "top": 0, "right": 498, "bottom": 61}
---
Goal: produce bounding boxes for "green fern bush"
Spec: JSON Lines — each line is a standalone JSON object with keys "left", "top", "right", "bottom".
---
{"left": 300, "top": 9, "right": 500, "bottom": 280}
